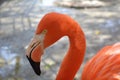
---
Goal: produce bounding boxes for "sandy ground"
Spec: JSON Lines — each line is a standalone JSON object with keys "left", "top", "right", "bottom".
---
{"left": 0, "top": 0, "right": 120, "bottom": 80}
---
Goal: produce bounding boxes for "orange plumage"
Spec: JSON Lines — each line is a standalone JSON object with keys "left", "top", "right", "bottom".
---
{"left": 82, "top": 43, "right": 120, "bottom": 80}
{"left": 26, "top": 12, "right": 120, "bottom": 80}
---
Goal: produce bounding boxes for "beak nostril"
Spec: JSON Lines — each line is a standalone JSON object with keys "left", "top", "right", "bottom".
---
{"left": 31, "top": 43, "right": 36, "bottom": 48}
{"left": 29, "top": 41, "right": 41, "bottom": 55}
{"left": 31, "top": 41, "right": 40, "bottom": 48}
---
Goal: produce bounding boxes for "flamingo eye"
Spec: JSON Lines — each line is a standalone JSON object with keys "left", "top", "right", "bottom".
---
{"left": 42, "top": 29, "right": 47, "bottom": 34}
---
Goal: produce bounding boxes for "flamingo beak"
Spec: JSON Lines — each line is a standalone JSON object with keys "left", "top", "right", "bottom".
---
{"left": 26, "top": 40, "right": 43, "bottom": 76}
{"left": 26, "top": 30, "right": 47, "bottom": 76}
{"left": 26, "top": 55, "right": 41, "bottom": 76}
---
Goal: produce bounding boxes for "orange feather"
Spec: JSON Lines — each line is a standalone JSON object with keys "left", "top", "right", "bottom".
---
{"left": 82, "top": 43, "right": 120, "bottom": 80}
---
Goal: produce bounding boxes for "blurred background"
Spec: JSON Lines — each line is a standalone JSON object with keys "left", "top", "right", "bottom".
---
{"left": 0, "top": 0, "right": 120, "bottom": 80}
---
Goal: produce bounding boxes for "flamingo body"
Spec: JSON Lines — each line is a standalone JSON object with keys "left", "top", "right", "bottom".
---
{"left": 26, "top": 12, "right": 120, "bottom": 80}
{"left": 82, "top": 43, "right": 120, "bottom": 80}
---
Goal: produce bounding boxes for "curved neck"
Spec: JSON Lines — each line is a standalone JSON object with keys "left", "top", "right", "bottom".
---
{"left": 56, "top": 23, "right": 86, "bottom": 80}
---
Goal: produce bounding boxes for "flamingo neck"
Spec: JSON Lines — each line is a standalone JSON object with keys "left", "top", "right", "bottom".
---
{"left": 56, "top": 24, "right": 86, "bottom": 80}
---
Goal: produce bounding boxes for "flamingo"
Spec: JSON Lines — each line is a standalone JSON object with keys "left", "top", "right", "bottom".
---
{"left": 26, "top": 12, "right": 120, "bottom": 80}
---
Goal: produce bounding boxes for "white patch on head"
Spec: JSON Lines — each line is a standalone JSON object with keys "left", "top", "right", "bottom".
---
{"left": 26, "top": 29, "right": 47, "bottom": 57}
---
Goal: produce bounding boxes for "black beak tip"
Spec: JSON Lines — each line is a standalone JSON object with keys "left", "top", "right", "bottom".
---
{"left": 26, "top": 56, "right": 41, "bottom": 76}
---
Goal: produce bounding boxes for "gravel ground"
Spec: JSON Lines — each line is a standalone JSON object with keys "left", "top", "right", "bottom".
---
{"left": 0, "top": 0, "right": 120, "bottom": 80}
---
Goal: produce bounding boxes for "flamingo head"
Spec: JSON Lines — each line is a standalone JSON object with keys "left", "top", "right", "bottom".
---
{"left": 26, "top": 20, "right": 64, "bottom": 76}
{"left": 26, "top": 27, "right": 63, "bottom": 76}
{"left": 26, "top": 12, "right": 69, "bottom": 76}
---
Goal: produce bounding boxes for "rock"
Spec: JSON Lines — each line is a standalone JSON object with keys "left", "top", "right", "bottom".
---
{"left": 0, "top": 58, "right": 6, "bottom": 67}
{"left": 55, "top": 0, "right": 106, "bottom": 8}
